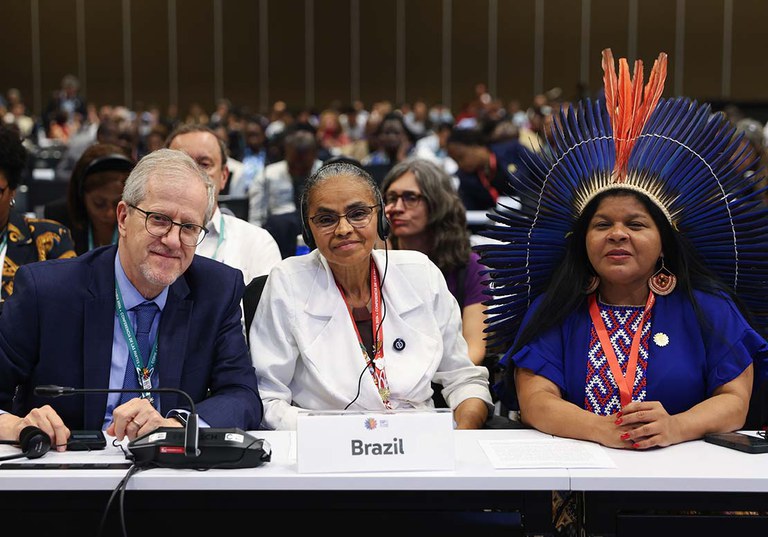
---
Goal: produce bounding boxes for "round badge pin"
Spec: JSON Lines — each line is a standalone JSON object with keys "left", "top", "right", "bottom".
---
{"left": 653, "top": 332, "right": 670, "bottom": 347}
{"left": 393, "top": 338, "right": 406, "bottom": 351}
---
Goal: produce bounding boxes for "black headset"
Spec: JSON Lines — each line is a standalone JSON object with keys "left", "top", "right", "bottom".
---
{"left": 78, "top": 153, "right": 135, "bottom": 199}
{"left": 300, "top": 162, "right": 390, "bottom": 250}
{"left": 0, "top": 426, "right": 52, "bottom": 461}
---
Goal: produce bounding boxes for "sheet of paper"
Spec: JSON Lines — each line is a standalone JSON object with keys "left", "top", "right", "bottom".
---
{"left": 478, "top": 438, "right": 616, "bottom": 469}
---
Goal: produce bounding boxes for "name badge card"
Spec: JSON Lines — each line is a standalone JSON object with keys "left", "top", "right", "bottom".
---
{"left": 296, "top": 409, "right": 455, "bottom": 473}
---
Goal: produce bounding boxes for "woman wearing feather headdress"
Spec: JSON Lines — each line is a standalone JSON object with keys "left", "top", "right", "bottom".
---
{"left": 479, "top": 49, "right": 768, "bottom": 450}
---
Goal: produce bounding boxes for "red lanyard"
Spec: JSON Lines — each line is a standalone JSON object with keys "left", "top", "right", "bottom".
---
{"left": 588, "top": 291, "right": 655, "bottom": 408}
{"left": 478, "top": 151, "right": 499, "bottom": 202}
{"left": 336, "top": 259, "right": 391, "bottom": 407}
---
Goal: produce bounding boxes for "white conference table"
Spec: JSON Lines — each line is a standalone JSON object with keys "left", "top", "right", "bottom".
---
{"left": 0, "top": 429, "right": 568, "bottom": 492}
{"left": 569, "top": 432, "right": 768, "bottom": 493}
{"left": 2, "top": 429, "right": 767, "bottom": 535}
{"left": 0, "top": 429, "right": 562, "bottom": 536}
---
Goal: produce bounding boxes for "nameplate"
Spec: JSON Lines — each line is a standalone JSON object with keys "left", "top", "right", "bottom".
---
{"left": 296, "top": 409, "right": 455, "bottom": 473}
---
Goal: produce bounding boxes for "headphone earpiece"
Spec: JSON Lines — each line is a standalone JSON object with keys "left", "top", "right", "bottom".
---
{"left": 300, "top": 201, "right": 316, "bottom": 250}
{"left": 18, "top": 426, "right": 51, "bottom": 459}
{"left": 0, "top": 426, "right": 52, "bottom": 461}
{"left": 376, "top": 191, "right": 390, "bottom": 242}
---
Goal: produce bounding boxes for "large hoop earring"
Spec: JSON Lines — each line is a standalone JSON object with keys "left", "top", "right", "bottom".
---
{"left": 584, "top": 275, "right": 600, "bottom": 294}
{"left": 649, "top": 256, "right": 677, "bottom": 295}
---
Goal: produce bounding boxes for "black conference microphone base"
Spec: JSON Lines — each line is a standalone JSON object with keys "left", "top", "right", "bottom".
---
{"left": 128, "top": 427, "right": 271, "bottom": 469}
{"left": 33, "top": 384, "right": 271, "bottom": 470}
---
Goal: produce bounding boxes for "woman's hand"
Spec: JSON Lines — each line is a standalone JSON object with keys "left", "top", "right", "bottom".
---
{"left": 453, "top": 397, "right": 489, "bottom": 429}
{"left": 615, "top": 401, "right": 682, "bottom": 449}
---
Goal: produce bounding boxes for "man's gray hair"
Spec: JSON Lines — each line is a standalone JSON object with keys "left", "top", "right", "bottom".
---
{"left": 122, "top": 148, "right": 215, "bottom": 225}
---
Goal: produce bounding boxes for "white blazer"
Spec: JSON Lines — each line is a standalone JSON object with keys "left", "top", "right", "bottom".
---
{"left": 250, "top": 248, "right": 493, "bottom": 430}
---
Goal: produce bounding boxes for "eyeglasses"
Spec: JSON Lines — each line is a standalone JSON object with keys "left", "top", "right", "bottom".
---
{"left": 309, "top": 205, "right": 379, "bottom": 231}
{"left": 129, "top": 204, "right": 208, "bottom": 247}
{"left": 384, "top": 191, "right": 423, "bottom": 209}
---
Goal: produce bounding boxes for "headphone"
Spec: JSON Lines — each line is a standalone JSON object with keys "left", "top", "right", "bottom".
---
{"left": 300, "top": 162, "right": 390, "bottom": 250}
{"left": 78, "top": 153, "right": 135, "bottom": 199}
{"left": 0, "top": 426, "right": 52, "bottom": 461}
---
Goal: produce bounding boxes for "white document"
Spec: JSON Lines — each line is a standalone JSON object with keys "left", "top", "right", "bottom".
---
{"left": 479, "top": 437, "right": 616, "bottom": 469}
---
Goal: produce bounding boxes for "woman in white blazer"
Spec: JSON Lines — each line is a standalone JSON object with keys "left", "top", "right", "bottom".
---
{"left": 250, "top": 161, "right": 493, "bottom": 430}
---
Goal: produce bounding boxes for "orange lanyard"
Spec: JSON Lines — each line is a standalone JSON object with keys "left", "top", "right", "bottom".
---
{"left": 588, "top": 291, "right": 655, "bottom": 408}
{"left": 336, "top": 259, "right": 391, "bottom": 406}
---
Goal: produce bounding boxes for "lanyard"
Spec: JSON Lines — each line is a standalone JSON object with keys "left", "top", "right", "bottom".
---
{"left": 88, "top": 225, "right": 119, "bottom": 251}
{"left": 336, "top": 259, "right": 391, "bottom": 408}
{"left": 478, "top": 151, "right": 499, "bottom": 202}
{"left": 588, "top": 291, "right": 655, "bottom": 408}
{"left": 210, "top": 214, "right": 226, "bottom": 261}
{"left": 115, "top": 285, "right": 158, "bottom": 403}
{"left": 0, "top": 231, "right": 8, "bottom": 283}
{"left": 0, "top": 231, "right": 7, "bottom": 260}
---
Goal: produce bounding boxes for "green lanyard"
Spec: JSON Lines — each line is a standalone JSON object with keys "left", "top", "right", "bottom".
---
{"left": 115, "top": 285, "right": 158, "bottom": 403}
{"left": 88, "top": 225, "right": 119, "bottom": 251}
{"left": 210, "top": 214, "right": 226, "bottom": 261}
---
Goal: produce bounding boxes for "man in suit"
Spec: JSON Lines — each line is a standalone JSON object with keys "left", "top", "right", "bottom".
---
{"left": 0, "top": 148, "right": 263, "bottom": 450}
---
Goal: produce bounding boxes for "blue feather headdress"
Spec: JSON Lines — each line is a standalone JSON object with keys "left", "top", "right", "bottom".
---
{"left": 478, "top": 49, "right": 768, "bottom": 353}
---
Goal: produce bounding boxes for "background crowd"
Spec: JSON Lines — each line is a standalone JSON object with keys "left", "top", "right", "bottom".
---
{"left": 4, "top": 75, "right": 767, "bottom": 227}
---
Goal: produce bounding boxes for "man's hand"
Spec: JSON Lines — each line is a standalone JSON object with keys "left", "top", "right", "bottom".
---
{"left": 107, "top": 398, "right": 182, "bottom": 441}
{"left": 0, "top": 406, "right": 70, "bottom": 452}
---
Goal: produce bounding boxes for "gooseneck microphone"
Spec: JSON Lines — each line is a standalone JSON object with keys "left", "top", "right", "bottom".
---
{"left": 34, "top": 385, "right": 199, "bottom": 459}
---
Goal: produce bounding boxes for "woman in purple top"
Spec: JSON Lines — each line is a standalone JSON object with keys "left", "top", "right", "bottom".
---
{"left": 381, "top": 158, "right": 489, "bottom": 366}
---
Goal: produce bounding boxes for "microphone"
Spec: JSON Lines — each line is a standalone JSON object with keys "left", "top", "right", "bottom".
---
{"left": 34, "top": 384, "right": 198, "bottom": 458}
{"left": 33, "top": 385, "right": 270, "bottom": 469}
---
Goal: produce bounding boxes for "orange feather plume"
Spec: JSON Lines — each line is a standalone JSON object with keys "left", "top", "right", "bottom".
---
{"left": 601, "top": 49, "right": 668, "bottom": 181}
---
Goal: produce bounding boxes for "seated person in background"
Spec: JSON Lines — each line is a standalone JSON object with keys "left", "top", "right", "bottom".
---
{"left": 166, "top": 124, "right": 281, "bottom": 284}
{"left": 413, "top": 120, "right": 458, "bottom": 176}
{"left": 0, "top": 124, "right": 76, "bottom": 300}
{"left": 249, "top": 123, "right": 323, "bottom": 258}
{"left": 45, "top": 143, "right": 134, "bottom": 255}
{"left": 0, "top": 148, "right": 263, "bottom": 449}
{"left": 480, "top": 49, "right": 768, "bottom": 450}
{"left": 227, "top": 114, "right": 269, "bottom": 197}
{"left": 250, "top": 161, "right": 493, "bottom": 430}
{"left": 446, "top": 122, "right": 537, "bottom": 212}
{"left": 361, "top": 111, "right": 415, "bottom": 168}
{"left": 381, "top": 158, "right": 489, "bottom": 367}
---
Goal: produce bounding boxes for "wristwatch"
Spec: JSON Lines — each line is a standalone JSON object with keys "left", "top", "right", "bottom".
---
{"left": 167, "top": 410, "right": 188, "bottom": 427}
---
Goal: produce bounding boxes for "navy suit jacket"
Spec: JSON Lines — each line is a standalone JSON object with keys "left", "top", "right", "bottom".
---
{"left": 0, "top": 245, "right": 263, "bottom": 431}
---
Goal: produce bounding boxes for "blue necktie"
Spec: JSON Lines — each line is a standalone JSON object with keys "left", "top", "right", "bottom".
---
{"left": 119, "top": 301, "right": 158, "bottom": 406}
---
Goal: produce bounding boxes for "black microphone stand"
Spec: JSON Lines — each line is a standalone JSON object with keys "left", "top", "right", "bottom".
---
{"left": 34, "top": 385, "right": 199, "bottom": 458}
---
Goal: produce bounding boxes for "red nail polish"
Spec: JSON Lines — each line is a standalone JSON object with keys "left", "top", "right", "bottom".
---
{"left": 633, "top": 443, "right": 640, "bottom": 449}
{"left": 616, "top": 411, "right": 623, "bottom": 418}
{"left": 615, "top": 418, "right": 623, "bottom": 425}
{"left": 620, "top": 432, "right": 630, "bottom": 440}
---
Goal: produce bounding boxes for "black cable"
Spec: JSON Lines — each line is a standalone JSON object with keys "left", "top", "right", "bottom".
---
{"left": 98, "top": 463, "right": 143, "bottom": 537}
{"left": 345, "top": 243, "right": 389, "bottom": 410}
